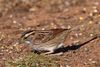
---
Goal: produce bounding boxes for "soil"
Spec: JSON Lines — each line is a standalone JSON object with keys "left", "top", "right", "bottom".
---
{"left": 0, "top": 0, "right": 100, "bottom": 67}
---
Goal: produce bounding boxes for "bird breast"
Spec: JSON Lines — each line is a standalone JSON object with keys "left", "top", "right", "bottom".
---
{"left": 32, "top": 43, "right": 64, "bottom": 51}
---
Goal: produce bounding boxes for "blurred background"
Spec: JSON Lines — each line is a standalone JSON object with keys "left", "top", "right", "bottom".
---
{"left": 0, "top": 0, "right": 100, "bottom": 67}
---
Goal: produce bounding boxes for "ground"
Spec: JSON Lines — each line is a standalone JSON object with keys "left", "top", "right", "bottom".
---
{"left": 0, "top": 0, "right": 100, "bottom": 67}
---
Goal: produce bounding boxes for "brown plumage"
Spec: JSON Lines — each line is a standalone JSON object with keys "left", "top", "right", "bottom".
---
{"left": 20, "top": 29, "right": 69, "bottom": 54}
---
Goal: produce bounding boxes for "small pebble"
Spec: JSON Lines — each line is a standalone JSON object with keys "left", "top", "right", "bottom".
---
{"left": 19, "top": 57, "right": 23, "bottom": 60}
{"left": 75, "top": 33, "right": 79, "bottom": 37}
{"left": 27, "top": 27, "right": 32, "bottom": 30}
{"left": 88, "top": 59, "right": 97, "bottom": 64}
{"left": 70, "top": 36, "right": 73, "bottom": 40}
{"left": 89, "top": 13, "right": 93, "bottom": 16}
{"left": 89, "top": 59, "right": 92, "bottom": 61}
{"left": 13, "top": 20, "right": 17, "bottom": 24}
{"left": 12, "top": 56, "right": 15, "bottom": 59}
{"left": 89, "top": 21, "right": 93, "bottom": 24}
{"left": 65, "top": 65, "right": 71, "bottom": 67}
{"left": 9, "top": 46, "right": 13, "bottom": 49}
{"left": 65, "top": 1, "right": 70, "bottom": 6}
{"left": 93, "top": 9, "right": 98, "bottom": 13}
{"left": 61, "top": 25, "right": 66, "bottom": 29}
{"left": 79, "top": 33, "right": 82, "bottom": 36}
{"left": 98, "top": 22, "right": 100, "bottom": 24}
{"left": 67, "top": 25, "right": 71, "bottom": 29}
{"left": 29, "top": 7, "right": 36, "bottom": 12}
{"left": 5, "top": 49, "right": 9, "bottom": 52}
{"left": 2, "top": 58, "right": 6, "bottom": 60}
{"left": 83, "top": 62, "right": 88, "bottom": 65}
{"left": 81, "top": 25, "right": 84, "bottom": 27}
{"left": 91, "top": 61, "right": 97, "bottom": 64}
{"left": 9, "top": 14, "right": 13, "bottom": 18}
{"left": 83, "top": 8, "right": 87, "bottom": 11}
{"left": 64, "top": 8, "right": 69, "bottom": 12}
{"left": 1, "top": 46, "right": 4, "bottom": 49}
{"left": 93, "top": 6, "right": 97, "bottom": 9}
{"left": 84, "top": 48, "right": 89, "bottom": 52}
{"left": 82, "top": 8, "right": 87, "bottom": 13}
{"left": 73, "top": 40, "right": 80, "bottom": 45}
{"left": 79, "top": 16, "right": 84, "bottom": 20}
{"left": 42, "top": 28, "right": 45, "bottom": 30}
{"left": 90, "top": 34, "right": 94, "bottom": 37}
{"left": 92, "top": 6, "right": 98, "bottom": 13}
{"left": 51, "top": 23, "right": 54, "bottom": 26}
{"left": 0, "top": 53, "right": 3, "bottom": 55}
{"left": 8, "top": 51, "right": 12, "bottom": 54}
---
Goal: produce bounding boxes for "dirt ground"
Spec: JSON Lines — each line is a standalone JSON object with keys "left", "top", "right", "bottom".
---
{"left": 0, "top": 0, "right": 100, "bottom": 67}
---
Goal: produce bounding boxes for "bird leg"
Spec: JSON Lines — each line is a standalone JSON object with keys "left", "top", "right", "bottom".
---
{"left": 48, "top": 52, "right": 64, "bottom": 56}
{"left": 43, "top": 50, "right": 54, "bottom": 55}
{"left": 42, "top": 50, "right": 64, "bottom": 56}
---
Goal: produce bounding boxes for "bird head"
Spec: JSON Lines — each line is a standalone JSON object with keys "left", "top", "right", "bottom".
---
{"left": 19, "top": 30, "right": 35, "bottom": 44}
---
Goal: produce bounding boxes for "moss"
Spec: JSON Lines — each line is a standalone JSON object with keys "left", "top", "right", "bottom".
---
{"left": 6, "top": 53, "right": 58, "bottom": 67}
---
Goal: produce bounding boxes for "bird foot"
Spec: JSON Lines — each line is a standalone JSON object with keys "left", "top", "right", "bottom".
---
{"left": 48, "top": 52, "right": 64, "bottom": 56}
{"left": 42, "top": 51, "right": 54, "bottom": 55}
{"left": 41, "top": 51, "right": 63, "bottom": 56}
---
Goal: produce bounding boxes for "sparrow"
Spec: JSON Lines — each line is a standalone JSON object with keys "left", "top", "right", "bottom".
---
{"left": 19, "top": 29, "right": 69, "bottom": 54}
{"left": 19, "top": 19, "right": 100, "bottom": 55}
{"left": 19, "top": 28, "right": 100, "bottom": 55}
